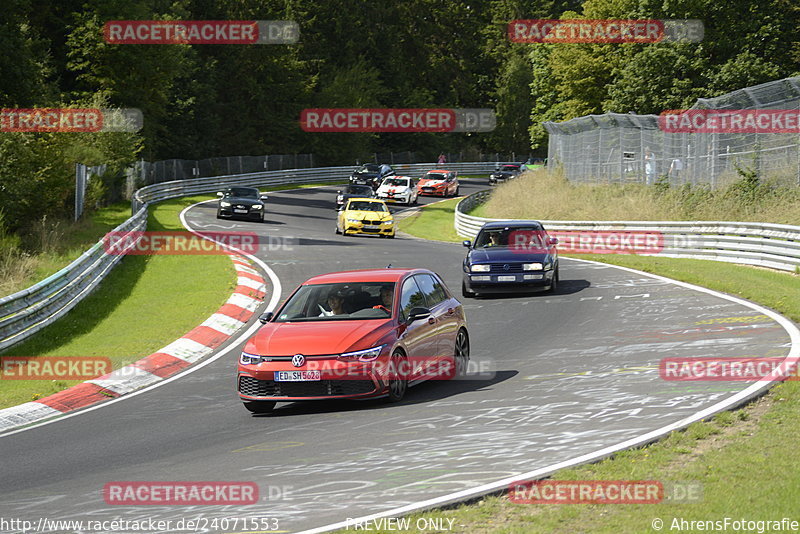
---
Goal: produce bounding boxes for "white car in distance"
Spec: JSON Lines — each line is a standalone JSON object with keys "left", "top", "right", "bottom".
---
{"left": 376, "top": 176, "right": 418, "bottom": 205}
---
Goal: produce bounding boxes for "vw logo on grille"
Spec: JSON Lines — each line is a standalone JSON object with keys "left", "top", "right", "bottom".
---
{"left": 291, "top": 354, "right": 305, "bottom": 367}
{"left": 503, "top": 264, "right": 510, "bottom": 271}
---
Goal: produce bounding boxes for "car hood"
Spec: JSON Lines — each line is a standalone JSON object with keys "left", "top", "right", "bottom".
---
{"left": 222, "top": 197, "right": 261, "bottom": 205}
{"left": 469, "top": 248, "right": 550, "bottom": 262}
{"left": 378, "top": 184, "right": 411, "bottom": 194}
{"left": 345, "top": 209, "right": 393, "bottom": 221}
{"left": 418, "top": 179, "right": 445, "bottom": 187}
{"left": 246, "top": 320, "right": 392, "bottom": 356}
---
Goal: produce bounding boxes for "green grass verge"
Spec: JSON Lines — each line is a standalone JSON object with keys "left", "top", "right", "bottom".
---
{"left": 0, "top": 194, "right": 235, "bottom": 408}
{"left": 398, "top": 198, "right": 463, "bottom": 242}
{"left": 359, "top": 199, "right": 800, "bottom": 533}
{"left": 1, "top": 202, "right": 133, "bottom": 296}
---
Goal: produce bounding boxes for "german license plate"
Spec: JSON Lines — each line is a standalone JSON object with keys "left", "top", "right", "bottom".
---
{"left": 274, "top": 371, "right": 321, "bottom": 381}
{"left": 497, "top": 275, "right": 516, "bottom": 282}
{"left": 363, "top": 225, "right": 380, "bottom": 230}
{"left": 234, "top": 209, "right": 248, "bottom": 214}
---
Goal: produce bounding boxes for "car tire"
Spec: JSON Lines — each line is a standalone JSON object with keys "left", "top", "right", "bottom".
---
{"left": 461, "top": 281, "right": 476, "bottom": 298}
{"left": 386, "top": 350, "right": 408, "bottom": 402}
{"left": 259, "top": 214, "right": 265, "bottom": 223}
{"left": 453, "top": 329, "right": 470, "bottom": 378}
{"left": 242, "top": 400, "right": 276, "bottom": 414}
{"left": 547, "top": 265, "right": 560, "bottom": 293}
{"left": 455, "top": 186, "right": 460, "bottom": 196}
{"left": 388, "top": 234, "right": 395, "bottom": 239}
{"left": 216, "top": 211, "right": 222, "bottom": 219}
{"left": 335, "top": 224, "right": 341, "bottom": 235}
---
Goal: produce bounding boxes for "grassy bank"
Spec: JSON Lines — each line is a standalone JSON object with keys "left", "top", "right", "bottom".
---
{"left": 383, "top": 197, "right": 800, "bottom": 534}
{"left": 473, "top": 168, "right": 800, "bottom": 225}
{"left": 0, "top": 203, "right": 132, "bottom": 296}
{"left": 0, "top": 194, "right": 235, "bottom": 408}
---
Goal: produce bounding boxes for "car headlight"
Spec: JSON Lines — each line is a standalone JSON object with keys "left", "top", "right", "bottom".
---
{"left": 347, "top": 218, "right": 361, "bottom": 223}
{"left": 252, "top": 204, "right": 263, "bottom": 209}
{"left": 220, "top": 201, "right": 231, "bottom": 207}
{"left": 240, "top": 351, "right": 266, "bottom": 365}
{"left": 523, "top": 263, "right": 544, "bottom": 271}
{"left": 339, "top": 345, "right": 385, "bottom": 362}
{"left": 336, "top": 195, "right": 344, "bottom": 202}
{"left": 471, "top": 264, "right": 490, "bottom": 272}
{"left": 383, "top": 220, "right": 394, "bottom": 225}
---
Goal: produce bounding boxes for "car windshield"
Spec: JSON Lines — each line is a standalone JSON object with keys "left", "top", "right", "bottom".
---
{"left": 348, "top": 201, "right": 388, "bottom": 212}
{"left": 274, "top": 282, "right": 396, "bottom": 322}
{"left": 425, "top": 173, "right": 445, "bottom": 180}
{"left": 475, "top": 226, "right": 546, "bottom": 248}
{"left": 223, "top": 188, "right": 258, "bottom": 199}
{"left": 356, "top": 164, "right": 380, "bottom": 173}
{"left": 346, "top": 185, "right": 373, "bottom": 195}
{"left": 500, "top": 165, "right": 520, "bottom": 172}
{"left": 384, "top": 178, "right": 409, "bottom": 187}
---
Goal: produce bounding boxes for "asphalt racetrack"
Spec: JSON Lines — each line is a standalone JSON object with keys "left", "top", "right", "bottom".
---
{"left": 0, "top": 179, "right": 793, "bottom": 533}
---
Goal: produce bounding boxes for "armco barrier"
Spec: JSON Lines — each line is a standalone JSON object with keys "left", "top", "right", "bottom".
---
{"left": 455, "top": 190, "right": 800, "bottom": 273}
{"left": 1, "top": 162, "right": 501, "bottom": 352}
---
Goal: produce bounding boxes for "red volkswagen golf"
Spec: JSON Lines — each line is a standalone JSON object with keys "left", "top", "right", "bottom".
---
{"left": 237, "top": 268, "right": 470, "bottom": 413}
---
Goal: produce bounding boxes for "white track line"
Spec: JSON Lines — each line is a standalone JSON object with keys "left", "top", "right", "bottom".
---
{"left": 297, "top": 256, "right": 800, "bottom": 534}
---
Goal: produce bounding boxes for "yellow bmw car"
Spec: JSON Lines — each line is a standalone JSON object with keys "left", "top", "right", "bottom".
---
{"left": 336, "top": 198, "right": 395, "bottom": 238}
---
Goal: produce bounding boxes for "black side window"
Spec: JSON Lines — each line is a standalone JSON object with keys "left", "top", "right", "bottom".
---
{"left": 415, "top": 274, "right": 446, "bottom": 308}
{"left": 399, "top": 277, "right": 426, "bottom": 322}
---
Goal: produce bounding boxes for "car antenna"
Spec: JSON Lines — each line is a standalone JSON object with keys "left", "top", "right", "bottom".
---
{"left": 386, "top": 263, "right": 393, "bottom": 269}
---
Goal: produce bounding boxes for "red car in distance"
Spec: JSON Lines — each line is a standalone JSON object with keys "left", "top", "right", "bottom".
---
{"left": 416, "top": 169, "right": 459, "bottom": 197}
{"left": 237, "top": 268, "right": 470, "bottom": 413}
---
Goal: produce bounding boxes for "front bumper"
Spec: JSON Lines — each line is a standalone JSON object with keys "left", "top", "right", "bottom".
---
{"left": 463, "top": 270, "right": 553, "bottom": 292}
{"left": 344, "top": 221, "right": 395, "bottom": 235}
{"left": 419, "top": 187, "right": 447, "bottom": 196}
{"left": 218, "top": 207, "right": 263, "bottom": 220}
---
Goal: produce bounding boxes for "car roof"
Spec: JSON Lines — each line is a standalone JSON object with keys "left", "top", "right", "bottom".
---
{"left": 426, "top": 169, "right": 451, "bottom": 173}
{"left": 480, "top": 220, "right": 543, "bottom": 230}
{"left": 305, "top": 268, "right": 429, "bottom": 284}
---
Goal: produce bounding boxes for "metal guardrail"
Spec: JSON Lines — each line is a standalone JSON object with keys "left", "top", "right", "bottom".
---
{"left": 132, "top": 162, "right": 507, "bottom": 211}
{"left": 455, "top": 191, "right": 800, "bottom": 273}
{"left": 1, "top": 162, "right": 502, "bottom": 352}
{"left": 0, "top": 209, "right": 148, "bottom": 351}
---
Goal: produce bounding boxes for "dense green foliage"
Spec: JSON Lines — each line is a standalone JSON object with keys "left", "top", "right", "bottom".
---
{"left": 2, "top": 0, "right": 800, "bottom": 236}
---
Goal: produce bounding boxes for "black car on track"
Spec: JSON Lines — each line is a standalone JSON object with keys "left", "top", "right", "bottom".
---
{"left": 335, "top": 184, "right": 376, "bottom": 210}
{"left": 462, "top": 220, "right": 559, "bottom": 297}
{"left": 489, "top": 164, "right": 526, "bottom": 186}
{"left": 216, "top": 187, "right": 268, "bottom": 222}
{"left": 349, "top": 163, "right": 394, "bottom": 189}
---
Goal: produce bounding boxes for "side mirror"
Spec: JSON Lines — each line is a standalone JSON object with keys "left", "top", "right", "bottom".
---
{"left": 260, "top": 195, "right": 268, "bottom": 201}
{"left": 216, "top": 192, "right": 223, "bottom": 197}
{"left": 548, "top": 237, "right": 559, "bottom": 245}
{"left": 462, "top": 240, "right": 472, "bottom": 248}
{"left": 407, "top": 307, "right": 431, "bottom": 322}
{"left": 336, "top": 190, "right": 342, "bottom": 194}
{"left": 258, "top": 312, "right": 274, "bottom": 324}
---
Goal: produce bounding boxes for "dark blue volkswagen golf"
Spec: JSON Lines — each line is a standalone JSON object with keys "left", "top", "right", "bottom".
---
{"left": 461, "top": 220, "right": 559, "bottom": 297}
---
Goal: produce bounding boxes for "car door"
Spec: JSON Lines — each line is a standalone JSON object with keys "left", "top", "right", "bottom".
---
{"left": 397, "top": 276, "right": 438, "bottom": 381}
{"left": 414, "top": 274, "right": 458, "bottom": 367}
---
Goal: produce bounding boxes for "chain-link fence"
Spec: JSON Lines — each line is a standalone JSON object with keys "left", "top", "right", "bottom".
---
{"left": 544, "top": 77, "right": 800, "bottom": 187}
